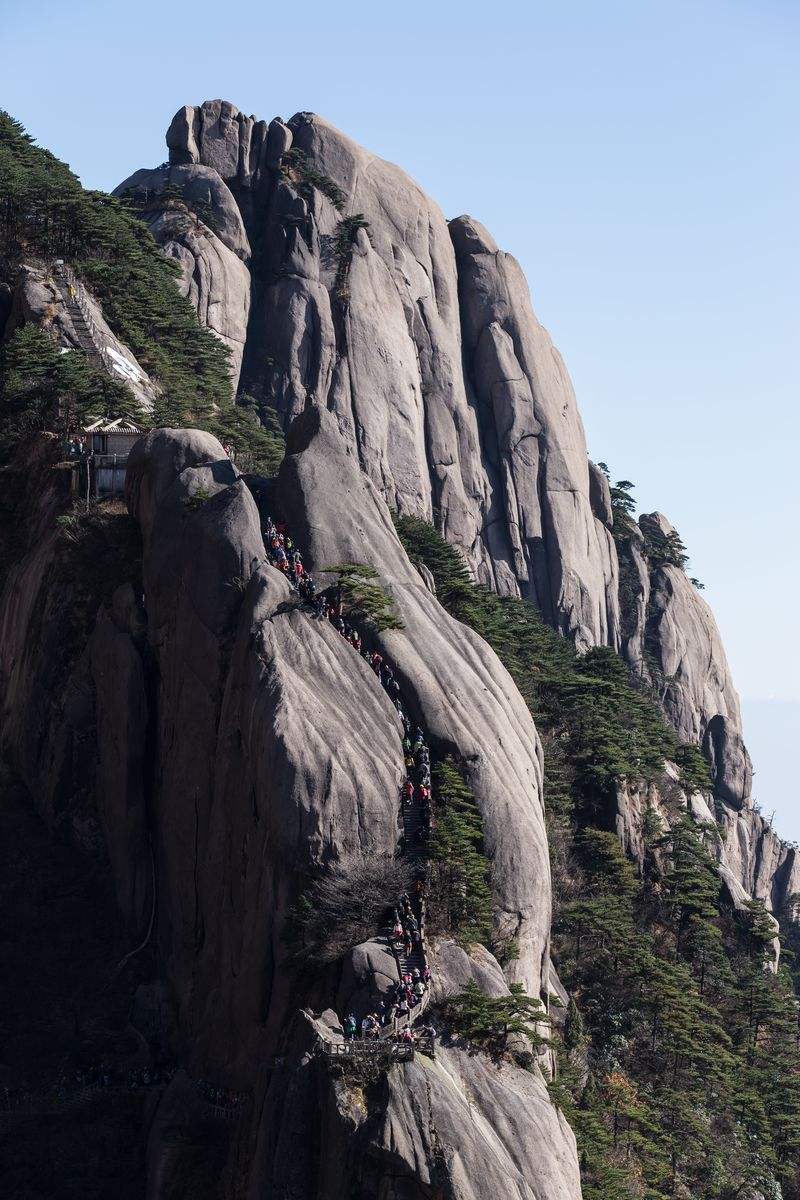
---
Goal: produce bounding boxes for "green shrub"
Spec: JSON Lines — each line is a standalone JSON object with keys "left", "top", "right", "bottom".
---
{"left": 325, "top": 563, "right": 404, "bottom": 631}
{"left": 281, "top": 147, "right": 345, "bottom": 212}
{"left": 182, "top": 486, "right": 213, "bottom": 511}
{"left": 426, "top": 758, "right": 492, "bottom": 947}
{"left": 674, "top": 742, "right": 713, "bottom": 793}
{"left": 439, "top": 979, "right": 548, "bottom": 1057}
{"left": 0, "top": 325, "right": 128, "bottom": 460}
{"left": 333, "top": 214, "right": 370, "bottom": 301}
{"left": 205, "top": 399, "right": 285, "bottom": 477}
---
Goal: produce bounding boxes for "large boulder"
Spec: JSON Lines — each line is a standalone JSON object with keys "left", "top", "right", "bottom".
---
{"left": 114, "top": 162, "right": 250, "bottom": 257}
{"left": 112, "top": 164, "right": 252, "bottom": 389}
{"left": 165, "top": 99, "right": 270, "bottom": 189}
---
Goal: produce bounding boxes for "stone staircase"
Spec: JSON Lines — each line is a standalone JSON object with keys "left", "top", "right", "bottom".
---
{"left": 53, "top": 262, "right": 142, "bottom": 389}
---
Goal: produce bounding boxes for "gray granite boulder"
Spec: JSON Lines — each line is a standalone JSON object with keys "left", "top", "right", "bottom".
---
{"left": 114, "top": 162, "right": 250, "bottom": 257}
{"left": 112, "top": 163, "right": 252, "bottom": 389}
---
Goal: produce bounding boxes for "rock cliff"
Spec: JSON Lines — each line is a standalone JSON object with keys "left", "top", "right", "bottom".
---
{"left": 112, "top": 97, "right": 798, "bottom": 933}
{"left": 636, "top": 512, "right": 752, "bottom": 811}
{"left": 0, "top": 423, "right": 580, "bottom": 1197}
{"left": 114, "top": 102, "right": 793, "bottom": 891}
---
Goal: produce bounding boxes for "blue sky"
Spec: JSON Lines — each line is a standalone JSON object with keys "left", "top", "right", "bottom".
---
{"left": 3, "top": 0, "right": 798, "bottom": 836}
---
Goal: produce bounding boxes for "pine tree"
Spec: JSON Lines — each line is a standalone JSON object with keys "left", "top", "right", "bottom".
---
{"left": 426, "top": 758, "right": 492, "bottom": 946}
{"left": 325, "top": 563, "right": 404, "bottom": 631}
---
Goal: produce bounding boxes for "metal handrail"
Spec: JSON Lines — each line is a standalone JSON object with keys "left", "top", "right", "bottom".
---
{"left": 54, "top": 262, "right": 132, "bottom": 383}
{"left": 316, "top": 1031, "right": 434, "bottom": 1063}
{"left": 317, "top": 1037, "right": 415, "bottom": 1062}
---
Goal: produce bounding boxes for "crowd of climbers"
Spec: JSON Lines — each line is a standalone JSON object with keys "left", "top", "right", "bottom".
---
{"left": 342, "top": 897, "right": 436, "bottom": 1045}
{"left": 195, "top": 1080, "right": 248, "bottom": 1108}
{"left": 263, "top": 516, "right": 437, "bottom": 1051}
{"left": 0, "top": 1066, "right": 249, "bottom": 1113}
{"left": 0, "top": 1065, "right": 174, "bottom": 1111}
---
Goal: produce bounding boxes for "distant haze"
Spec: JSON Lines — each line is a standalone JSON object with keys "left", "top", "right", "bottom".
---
{"left": 3, "top": 0, "right": 797, "bottom": 837}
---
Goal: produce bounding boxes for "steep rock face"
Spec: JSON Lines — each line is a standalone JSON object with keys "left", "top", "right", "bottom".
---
{"left": 165, "top": 100, "right": 272, "bottom": 187}
{"left": 450, "top": 216, "right": 620, "bottom": 647}
{"left": 120, "top": 94, "right": 794, "bottom": 927}
{"left": 116, "top": 163, "right": 251, "bottom": 257}
{"left": 615, "top": 520, "right": 651, "bottom": 674}
{"left": 276, "top": 405, "right": 553, "bottom": 998}
{"left": 716, "top": 805, "right": 800, "bottom": 918}
{"left": 87, "top": 583, "right": 151, "bottom": 927}
{"left": 638, "top": 512, "right": 752, "bottom": 810}
{"left": 252, "top": 1042, "right": 580, "bottom": 1200}
{"left": 612, "top": 770, "right": 781, "bottom": 962}
{"left": 0, "top": 437, "right": 152, "bottom": 924}
{"left": 125, "top": 428, "right": 406, "bottom": 1075}
{"left": 614, "top": 514, "right": 799, "bottom": 918}
{"left": 5, "top": 264, "right": 160, "bottom": 413}
{"left": 115, "top": 100, "right": 621, "bottom": 649}
{"left": 248, "top": 941, "right": 580, "bottom": 1200}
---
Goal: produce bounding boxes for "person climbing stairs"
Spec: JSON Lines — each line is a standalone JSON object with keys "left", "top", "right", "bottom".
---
{"left": 256, "top": 505, "right": 436, "bottom": 1060}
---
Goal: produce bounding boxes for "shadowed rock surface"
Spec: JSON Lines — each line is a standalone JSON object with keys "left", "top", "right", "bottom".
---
{"left": 125, "top": 425, "right": 578, "bottom": 1197}
{"left": 637, "top": 511, "right": 753, "bottom": 811}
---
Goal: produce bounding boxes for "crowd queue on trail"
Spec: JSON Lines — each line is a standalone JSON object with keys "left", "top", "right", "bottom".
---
{"left": 262, "top": 515, "right": 438, "bottom": 1061}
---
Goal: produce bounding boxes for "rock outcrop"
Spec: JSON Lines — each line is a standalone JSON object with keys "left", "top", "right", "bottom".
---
{"left": 629, "top": 512, "right": 753, "bottom": 812}
{"left": 715, "top": 804, "right": 800, "bottom": 919}
{"left": 611, "top": 768, "right": 781, "bottom": 965}
{"left": 611, "top": 510, "right": 798, "bottom": 918}
{"left": 113, "top": 166, "right": 251, "bottom": 387}
{"left": 115, "top": 100, "right": 621, "bottom": 648}
{"left": 449, "top": 216, "right": 619, "bottom": 647}
{"left": 245, "top": 941, "right": 580, "bottom": 1200}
